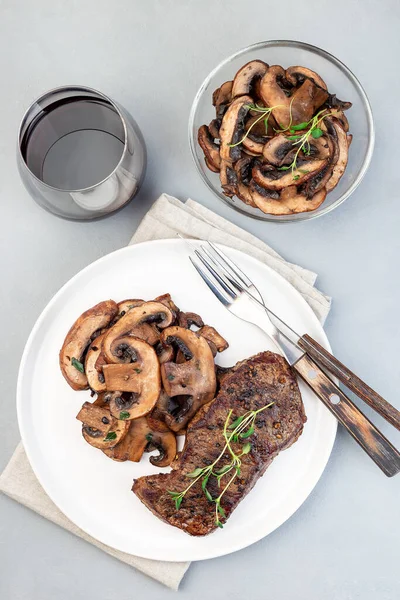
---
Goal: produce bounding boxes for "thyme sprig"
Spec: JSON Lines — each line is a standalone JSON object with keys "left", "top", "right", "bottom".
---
{"left": 228, "top": 103, "right": 284, "bottom": 148}
{"left": 168, "top": 402, "right": 274, "bottom": 528}
{"left": 277, "top": 109, "right": 330, "bottom": 180}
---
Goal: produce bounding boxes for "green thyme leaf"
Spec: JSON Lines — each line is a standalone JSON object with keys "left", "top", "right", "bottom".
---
{"left": 145, "top": 433, "right": 153, "bottom": 443}
{"left": 204, "top": 488, "right": 213, "bottom": 502}
{"left": 134, "top": 368, "right": 142, "bottom": 374}
{"left": 167, "top": 490, "right": 181, "bottom": 498}
{"left": 216, "top": 519, "right": 224, "bottom": 529}
{"left": 290, "top": 121, "right": 309, "bottom": 131}
{"left": 167, "top": 374, "right": 175, "bottom": 381}
{"left": 71, "top": 357, "right": 84, "bottom": 373}
{"left": 227, "top": 419, "right": 241, "bottom": 431}
{"left": 104, "top": 431, "right": 117, "bottom": 441}
{"left": 119, "top": 411, "right": 130, "bottom": 420}
{"left": 186, "top": 467, "right": 204, "bottom": 478}
{"left": 277, "top": 165, "right": 291, "bottom": 171}
{"left": 202, "top": 475, "right": 210, "bottom": 490}
{"left": 241, "top": 442, "right": 252, "bottom": 455}
{"left": 215, "top": 464, "right": 232, "bottom": 476}
{"left": 175, "top": 496, "right": 183, "bottom": 510}
{"left": 228, "top": 415, "right": 245, "bottom": 429}
{"left": 311, "top": 127, "right": 323, "bottom": 138}
{"left": 298, "top": 169, "right": 309, "bottom": 174}
{"left": 287, "top": 135, "right": 303, "bottom": 141}
{"left": 232, "top": 434, "right": 239, "bottom": 443}
{"left": 239, "top": 426, "right": 255, "bottom": 439}
{"left": 217, "top": 504, "right": 226, "bottom": 517}
{"left": 293, "top": 175, "right": 301, "bottom": 181}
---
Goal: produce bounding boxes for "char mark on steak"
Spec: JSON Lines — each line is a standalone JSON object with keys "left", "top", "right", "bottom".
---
{"left": 133, "top": 351, "right": 306, "bottom": 536}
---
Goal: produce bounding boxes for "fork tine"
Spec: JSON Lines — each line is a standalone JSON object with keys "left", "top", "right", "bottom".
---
{"left": 200, "top": 245, "right": 242, "bottom": 291}
{"left": 189, "top": 257, "right": 232, "bottom": 307}
{"left": 208, "top": 241, "right": 252, "bottom": 287}
{"left": 194, "top": 250, "right": 238, "bottom": 300}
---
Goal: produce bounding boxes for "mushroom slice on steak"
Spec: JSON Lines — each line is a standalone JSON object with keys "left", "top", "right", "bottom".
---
{"left": 160, "top": 326, "right": 217, "bottom": 432}
{"left": 220, "top": 160, "right": 238, "bottom": 197}
{"left": 198, "top": 325, "right": 229, "bottom": 356}
{"left": 59, "top": 300, "right": 118, "bottom": 391}
{"left": 76, "top": 401, "right": 129, "bottom": 450}
{"left": 198, "top": 125, "right": 221, "bottom": 171}
{"left": 85, "top": 333, "right": 107, "bottom": 393}
{"left": 212, "top": 80, "right": 233, "bottom": 120}
{"left": 234, "top": 157, "right": 257, "bottom": 206}
{"left": 103, "top": 339, "right": 161, "bottom": 420}
{"left": 285, "top": 66, "right": 327, "bottom": 90}
{"left": 219, "top": 95, "right": 252, "bottom": 162}
{"left": 102, "top": 301, "right": 173, "bottom": 363}
{"left": 252, "top": 159, "right": 327, "bottom": 190}
{"left": 232, "top": 60, "right": 269, "bottom": 98}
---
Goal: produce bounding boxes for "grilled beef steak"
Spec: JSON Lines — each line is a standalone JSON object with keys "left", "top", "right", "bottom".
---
{"left": 133, "top": 351, "right": 306, "bottom": 536}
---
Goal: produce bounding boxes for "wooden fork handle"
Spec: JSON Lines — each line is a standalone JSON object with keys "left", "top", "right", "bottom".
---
{"left": 294, "top": 354, "right": 400, "bottom": 477}
{"left": 298, "top": 334, "right": 400, "bottom": 431}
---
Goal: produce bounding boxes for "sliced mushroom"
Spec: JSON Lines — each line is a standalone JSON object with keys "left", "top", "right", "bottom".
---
{"left": 145, "top": 416, "right": 177, "bottom": 467}
{"left": 242, "top": 135, "right": 264, "bottom": 155}
{"left": 212, "top": 81, "right": 233, "bottom": 120}
{"left": 280, "top": 187, "right": 328, "bottom": 213}
{"left": 289, "top": 79, "right": 329, "bottom": 125}
{"left": 154, "top": 341, "right": 174, "bottom": 364}
{"left": 324, "top": 94, "right": 352, "bottom": 111}
{"left": 76, "top": 401, "right": 129, "bottom": 449}
{"left": 102, "top": 301, "right": 173, "bottom": 363}
{"left": 252, "top": 158, "right": 327, "bottom": 190}
{"left": 60, "top": 300, "right": 118, "bottom": 391}
{"left": 219, "top": 95, "right": 252, "bottom": 162}
{"left": 160, "top": 326, "right": 217, "bottom": 431}
{"left": 234, "top": 157, "right": 257, "bottom": 206}
{"left": 198, "top": 325, "right": 229, "bottom": 353}
{"left": 178, "top": 312, "right": 204, "bottom": 329}
{"left": 85, "top": 333, "right": 107, "bottom": 392}
{"left": 220, "top": 160, "right": 238, "bottom": 197}
{"left": 250, "top": 181, "right": 290, "bottom": 215}
{"left": 103, "top": 417, "right": 149, "bottom": 462}
{"left": 285, "top": 66, "right": 327, "bottom": 90}
{"left": 262, "top": 134, "right": 297, "bottom": 166}
{"left": 259, "top": 66, "right": 293, "bottom": 128}
{"left": 325, "top": 119, "right": 349, "bottom": 192}
{"left": 103, "top": 339, "right": 161, "bottom": 420}
{"left": 149, "top": 389, "right": 171, "bottom": 423}
{"left": 153, "top": 293, "right": 180, "bottom": 318}
{"left": 117, "top": 299, "right": 144, "bottom": 313}
{"left": 260, "top": 67, "right": 328, "bottom": 127}
{"left": 232, "top": 60, "right": 269, "bottom": 97}
{"left": 208, "top": 118, "right": 221, "bottom": 139}
{"left": 198, "top": 125, "right": 221, "bottom": 171}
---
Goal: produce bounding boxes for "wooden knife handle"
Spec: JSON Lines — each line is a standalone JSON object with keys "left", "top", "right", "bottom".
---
{"left": 298, "top": 334, "right": 400, "bottom": 431}
{"left": 294, "top": 354, "right": 400, "bottom": 477}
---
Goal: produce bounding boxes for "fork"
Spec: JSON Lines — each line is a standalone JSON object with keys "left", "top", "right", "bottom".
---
{"left": 186, "top": 239, "right": 400, "bottom": 477}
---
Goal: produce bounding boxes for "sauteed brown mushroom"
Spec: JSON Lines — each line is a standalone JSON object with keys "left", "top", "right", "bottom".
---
{"left": 60, "top": 295, "right": 228, "bottom": 468}
{"left": 197, "top": 61, "right": 352, "bottom": 215}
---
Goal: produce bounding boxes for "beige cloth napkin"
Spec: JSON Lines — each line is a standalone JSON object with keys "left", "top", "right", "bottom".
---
{"left": 0, "top": 193, "right": 331, "bottom": 591}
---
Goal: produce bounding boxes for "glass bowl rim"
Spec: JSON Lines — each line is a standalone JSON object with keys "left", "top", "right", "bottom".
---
{"left": 188, "top": 39, "right": 375, "bottom": 223}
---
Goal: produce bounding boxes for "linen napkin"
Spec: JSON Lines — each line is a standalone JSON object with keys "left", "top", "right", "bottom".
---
{"left": 0, "top": 193, "right": 331, "bottom": 590}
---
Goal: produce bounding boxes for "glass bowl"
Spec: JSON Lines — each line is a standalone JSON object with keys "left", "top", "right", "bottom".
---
{"left": 188, "top": 40, "right": 374, "bottom": 223}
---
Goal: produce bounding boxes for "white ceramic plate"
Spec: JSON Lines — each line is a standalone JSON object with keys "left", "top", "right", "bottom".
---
{"left": 17, "top": 239, "right": 336, "bottom": 562}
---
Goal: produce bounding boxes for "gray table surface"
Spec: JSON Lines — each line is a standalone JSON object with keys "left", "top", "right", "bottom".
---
{"left": 1, "top": 1, "right": 400, "bottom": 598}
